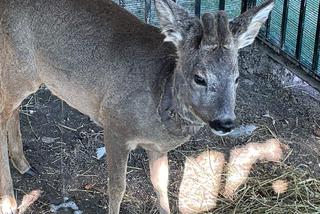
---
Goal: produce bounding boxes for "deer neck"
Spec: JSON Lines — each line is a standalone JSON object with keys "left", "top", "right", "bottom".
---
{"left": 158, "top": 72, "right": 203, "bottom": 137}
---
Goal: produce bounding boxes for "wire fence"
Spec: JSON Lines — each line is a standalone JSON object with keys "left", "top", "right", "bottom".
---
{"left": 114, "top": 0, "right": 320, "bottom": 80}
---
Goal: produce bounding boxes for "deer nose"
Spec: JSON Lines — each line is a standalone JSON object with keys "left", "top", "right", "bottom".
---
{"left": 209, "top": 119, "right": 235, "bottom": 133}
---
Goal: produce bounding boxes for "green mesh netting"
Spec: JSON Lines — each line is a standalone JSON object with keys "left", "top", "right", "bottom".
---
{"left": 301, "top": 0, "right": 319, "bottom": 70}
{"left": 113, "top": 0, "right": 320, "bottom": 75}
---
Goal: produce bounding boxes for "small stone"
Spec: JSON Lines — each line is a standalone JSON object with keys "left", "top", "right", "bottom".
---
{"left": 41, "top": 136, "right": 57, "bottom": 144}
{"left": 247, "top": 68, "right": 254, "bottom": 74}
{"left": 313, "top": 128, "right": 320, "bottom": 137}
{"left": 243, "top": 79, "right": 254, "bottom": 86}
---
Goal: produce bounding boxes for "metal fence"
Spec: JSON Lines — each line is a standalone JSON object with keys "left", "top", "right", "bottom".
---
{"left": 115, "top": 0, "right": 320, "bottom": 81}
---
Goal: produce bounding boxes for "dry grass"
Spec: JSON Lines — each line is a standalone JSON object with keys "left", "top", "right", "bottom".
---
{"left": 174, "top": 139, "right": 320, "bottom": 214}
{"left": 212, "top": 163, "right": 320, "bottom": 214}
{"left": 179, "top": 151, "right": 225, "bottom": 214}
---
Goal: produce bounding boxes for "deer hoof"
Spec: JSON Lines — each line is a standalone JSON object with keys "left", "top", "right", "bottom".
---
{"left": 25, "top": 166, "right": 39, "bottom": 177}
{"left": 0, "top": 196, "right": 17, "bottom": 214}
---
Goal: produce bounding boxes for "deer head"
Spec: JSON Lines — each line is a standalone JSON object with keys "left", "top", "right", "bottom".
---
{"left": 155, "top": 0, "right": 274, "bottom": 136}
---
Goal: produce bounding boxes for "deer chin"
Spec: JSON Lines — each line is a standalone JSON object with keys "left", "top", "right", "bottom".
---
{"left": 211, "top": 129, "right": 231, "bottom": 136}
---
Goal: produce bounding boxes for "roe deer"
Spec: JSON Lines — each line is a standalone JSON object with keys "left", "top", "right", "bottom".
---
{"left": 0, "top": 0, "right": 273, "bottom": 213}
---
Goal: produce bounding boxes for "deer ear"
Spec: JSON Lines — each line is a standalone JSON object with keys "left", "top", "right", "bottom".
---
{"left": 230, "top": 0, "right": 274, "bottom": 49}
{"left": 155, "top": 0, "right": 190, "bottom": 47}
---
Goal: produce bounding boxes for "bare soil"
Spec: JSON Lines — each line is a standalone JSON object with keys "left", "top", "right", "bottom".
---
{"left": 13, "top": 43, "right": 320, "bottom": 213}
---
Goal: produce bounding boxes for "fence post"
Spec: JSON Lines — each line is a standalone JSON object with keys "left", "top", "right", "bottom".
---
{"left": 219, "top": 0, "right": 225, "bottom": 10}
{"left": 241, "top": 0, "right": 248, "bottom": 13}
{"left": 312, "top": 2, "right": 320, "bottom": 72}
{"left": 295, "top": 0, "right": 307, "bottom": 61}
{"left": 144, "top": 0, "right": 151, "bottom": 23}
{"left": 280, "top": 0, "right": 289, "bottom": 49}
{"left": 195, "top": 0, "right": 201, "bottom": 17}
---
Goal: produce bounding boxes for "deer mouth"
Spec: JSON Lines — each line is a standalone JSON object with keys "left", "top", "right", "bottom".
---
{"left": 211, "top": 129, "right": 232, "bottom": 136}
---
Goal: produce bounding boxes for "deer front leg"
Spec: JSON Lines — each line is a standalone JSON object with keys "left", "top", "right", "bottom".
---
{"left": 105, "top": 132, "right": 130, "bottom": 214}
{"left": 0, "top": 124, "right": 17, "bottom": 214}
{"left": 7, "top": 110, "right": 36, "bottom": 176}
{"left": 147, "top": 151, "right": 170, "bottom": 214}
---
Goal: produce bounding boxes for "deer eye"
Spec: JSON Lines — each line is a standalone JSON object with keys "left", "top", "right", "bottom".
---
{"left": 235, "top": 77, "right": 239, "bottom": 84}
{"left": 194, "top": 74, "right": 207, "bottom": 86}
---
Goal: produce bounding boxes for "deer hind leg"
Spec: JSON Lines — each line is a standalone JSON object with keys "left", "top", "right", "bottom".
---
{"left": 7, "top": 109, "right": 36, "bottom": 176}
{"left": 0, "top": 73, "right": 40, "bottom": 214}
{"left": 0, "top": 112, "right": 17, "bottom": 214}
{"left": 147, "top": 151, "right": 170, "bottom": 214}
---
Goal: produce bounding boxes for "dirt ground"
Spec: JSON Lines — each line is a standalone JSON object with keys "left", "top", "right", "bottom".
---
{"left": 12, "top": 42, "right": 320, "bottom": 214}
